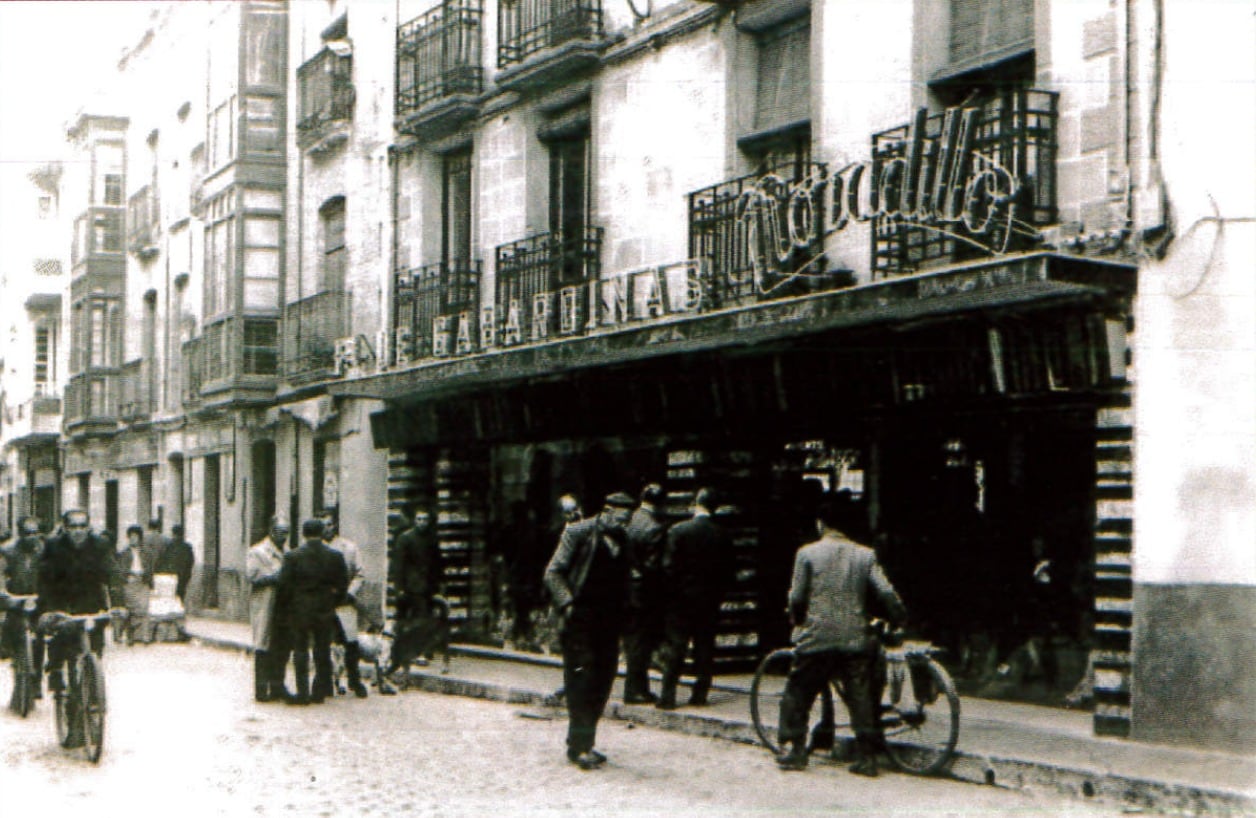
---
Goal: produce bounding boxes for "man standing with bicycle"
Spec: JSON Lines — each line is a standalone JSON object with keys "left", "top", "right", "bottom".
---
{"left": 38, "top": 510, "right": 115, "bottom": 745}
{"left": 776, "top": 497, "right": 906, "bottom": 777}
{"left": 1, "top": 517, "right": 46, "bottom": 695}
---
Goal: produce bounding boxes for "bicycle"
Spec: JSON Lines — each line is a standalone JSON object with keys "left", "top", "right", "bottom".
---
{"left": 749, "top": 632, "right": 961, "bottom": 776}
{"left": 4, "top": 593, "right": 41, "bottom": 717}
{"left": 41, "top": 609, "right": 124, "bottom": 763}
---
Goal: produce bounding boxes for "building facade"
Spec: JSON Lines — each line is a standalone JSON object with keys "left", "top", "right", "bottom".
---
{"left": 22, "top": 0, "right": 1254, "bottom": 753}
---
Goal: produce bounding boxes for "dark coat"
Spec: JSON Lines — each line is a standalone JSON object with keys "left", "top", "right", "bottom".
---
{"left": 392, "top": 523, "right": 439, "bottom": 603}
{"left": 39, "top": 531, "right": 115, "bottom": 615}
{"left": 543, "top": 516, "right": 628, "bottom": 613}
{"left": 276, "top": 538, "right": 348, "bottom": 628}
{"left": 1, "top": 536, "right": 44, "bottom": 596}
{"left": 662, "top": 514, "right": 734, "bottom": 614}
{"left": 155, "top": 539, "right": 195, "bottom": 601}
{"left": 625, "top": 505, "right": 668, "bottom": 608}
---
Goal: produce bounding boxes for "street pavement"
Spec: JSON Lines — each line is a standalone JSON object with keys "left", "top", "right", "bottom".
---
{"left": 0, "top": 639, "right": 1132, "bottom": 818}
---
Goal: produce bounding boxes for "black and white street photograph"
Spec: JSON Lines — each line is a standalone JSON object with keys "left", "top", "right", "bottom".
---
{"left": 0, "top": 1, "right": 1253, "bottom": 815}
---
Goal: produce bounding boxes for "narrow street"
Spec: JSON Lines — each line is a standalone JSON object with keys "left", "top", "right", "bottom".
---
{"left": 0, "top": 642, "right": 1127, "bottom": 817}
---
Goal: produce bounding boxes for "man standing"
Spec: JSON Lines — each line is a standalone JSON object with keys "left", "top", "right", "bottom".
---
{"left": 543, "top": 492, "right": 634, "bottom": 770}
{"left": 276, "top": 519, "right": 348, "bottom": 705}
{"left": 1, "top": 517, "right": 45, "bottom": 695}
{"left": 39, "top": 510, "right": 115, "bottom": 745}
{"left": 775, "top": 497, "right": 907, "bottom": 776}
{"left": 246, "top": 517, "right": 290, "bottom": 703}
{"left": 387, "top": 505, "right": 440, "bottom": 680}
{"left": 155, "top": 524, "right": 195, "bottom": 605}
{"left": 322, "top": 511, "right": 369, "bottom": 698}
{"left": 656, "top": 487, "right": 734, "bottom": 710}
{"left": 622, "top": 483, "right": 668, "bottom": 704}
{"left": 118, "top": 524, "right": 158, "bottom": 644}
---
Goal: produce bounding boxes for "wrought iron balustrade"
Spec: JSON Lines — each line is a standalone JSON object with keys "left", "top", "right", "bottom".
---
{"left": 871, "top": 88, "right": 1059, "bottom": 276}
{"left": 397, "top": 0, "right": 484, "bottom": 116}
{"left": 127, "top": 186, "right": 159, "bottom": 254}
{"left": 494, "top": 228, "right": 601, "bottom": 343}
{"left": 688, "top": 162, "right": 828, "bottom": 305}
{"left": 393, "top": 261, "right": 481, "bottom": 362}
{"left": 296, "top": 48, "right": 354, "bottom": 147}
{"left": 284, "top": 290, "right": 351, "bottom": 382}
{"left": 498, "top": 0, "right": 602, "bottom": 67}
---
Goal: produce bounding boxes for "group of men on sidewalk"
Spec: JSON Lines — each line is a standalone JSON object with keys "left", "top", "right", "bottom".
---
{"left": 246, "top": 506, "right": 443, "bottom": 706}
{"left": 542, "top": 485, "right": 908, "bottom": 777}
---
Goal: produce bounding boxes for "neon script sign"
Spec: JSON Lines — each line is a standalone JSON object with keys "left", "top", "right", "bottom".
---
{"left": 736, "top": 104, "right": 1039, "bottom": 284}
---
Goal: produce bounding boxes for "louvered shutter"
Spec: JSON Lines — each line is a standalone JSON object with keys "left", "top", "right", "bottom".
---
{"left": 949, "top": 0, "right": 1034, "bottom": 67}
{"left": 754, "top": 19, "right": 811, "bottom": 133}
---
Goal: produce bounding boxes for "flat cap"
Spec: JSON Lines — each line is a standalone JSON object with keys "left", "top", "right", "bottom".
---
{"left": 604, "top": 492, "right": 636, "bottom": 509}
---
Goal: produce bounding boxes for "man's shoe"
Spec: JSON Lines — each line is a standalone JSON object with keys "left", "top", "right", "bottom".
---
{"left": 588, "top": 749, "right": 607, "bottom": 765}
{"left": 351, "top": 683, "right": 368, "bottom": 699}
{"left": 849, "top": 758, "right": 879, "bottom": 778}
{"left": 654, "top": 698, "right": 677, "bottom": 711}
{"left": 286, "top": 694, "right": 310, "bottom": 706}
{"left": 310, "top": 694, "right": 326, "bottom": 704}
{"left": 378, "top": 681, "right": 398, "bottom": 695}
{"left": 776, "top": 745, "right": 808, "bottom": 772}
{"left": 64, "top": 731, "right": 86, "bottom": 749}
{"left": 623, "top": 692, "right": 656, "bottom": 705}
{"left": 686, "top": 695, "right": 709, "bottom": 707}
{"left": 567, "top": 751, "right": 603, "bottom": 771}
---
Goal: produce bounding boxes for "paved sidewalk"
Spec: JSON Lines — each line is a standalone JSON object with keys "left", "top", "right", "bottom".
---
{"left": 186, "top": 616, "right": 1256, "bottom": 816}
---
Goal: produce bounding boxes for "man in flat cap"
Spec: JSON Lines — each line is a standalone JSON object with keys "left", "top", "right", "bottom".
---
{"left": 543, "top": 491, "right": 635, "bottom": 770}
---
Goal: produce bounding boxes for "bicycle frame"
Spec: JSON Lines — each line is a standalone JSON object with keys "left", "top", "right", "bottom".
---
{"left": 44, "top": 610, "right": 118, "bottom": 763}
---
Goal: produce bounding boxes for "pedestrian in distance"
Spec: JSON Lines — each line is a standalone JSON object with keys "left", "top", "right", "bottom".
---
{"left": 321, "top": 511, "right": 372, "bottom": 698}
{"left": 118, "top": 524, "right": 158, "bottom": 644}
{"left": 775, "top": 496, "right": 907, "bottom": 776}
{"left": 246, "top": 517, "right": 291, "bottom": 703}
{"left": 655, "top": 487, "right": 735, "bottom": 710}
{"left": 276, "top": 518, "right": 348, "bottom": 705}
{"left": 155, "top": 524, "right": 195, "bottom": 605}
{"left": 543, "top": 491, "right": 635, "bottom": 770}
{"left": 385, "top": 505, "right": 448, "bottom": 683}
{"left": 622, "top": 483, "right": 668, "bottom": 705}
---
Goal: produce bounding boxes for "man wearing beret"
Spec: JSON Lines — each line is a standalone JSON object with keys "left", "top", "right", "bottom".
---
{"left": 543, "top": 491, "right": 635, "bottom": 770}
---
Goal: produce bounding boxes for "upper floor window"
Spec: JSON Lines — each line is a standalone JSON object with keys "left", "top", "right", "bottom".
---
{"left": 34, "top": 323, "right": 53, "bottom": 388}
{"left": 753, "top": 16, "right": 810, "bottom": 136}
{"left": 244, "top": 4, "right": 287, "bottom": 87}
{"left": 547, "top": 132, "right": 589, "bottom": 285}
{"left": 443, "top": 150, "right": 472, "bottom": 269}
{"left": 208, "top": 96, "right": 237, "bottom": 170}
{"left": 38, "top": 196, "right": 53, "bottom": 218}
{"left": 947, "top": 0, "right": 1034, "bottom": 72}
{"left": 94, "top": 210, "right": 124, "bottom": 253}
{"left": 205, "top": 194, "right": 236, "bottom": 318}
{"left": 320, "top": 197, "right": 346, "bottom": 292}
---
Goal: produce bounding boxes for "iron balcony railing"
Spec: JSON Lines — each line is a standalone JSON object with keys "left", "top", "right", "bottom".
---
{"left": 494, "top": 227, "right": 602, "bottom": 342}
{"left": 117, "top": 358, "right": 149, "bottom": 421}
{"left": 127, "top": 185, "right": 159, "bottom": 254}
{"left": 284, "top": 289, "right": 351, "bottom": 382}
{"left": 296, "top": 48, "right": 354, "bottom": 147}
{"left": 182, "top": 317, "right": 279, "bottom": 400}
{"left": 497, "top": 0, "right": 602, "bottom": 68}
{"left": 688, "top": 162, "right": 828, "bottom": 305}
{"left": 394, "top": 261, "right": 481, "bottom": 361}
{"left": 397, "top": 0, "right": 484, "bottom": 116}
{"left": 871, "top": 88, "right": 1059, "bottom": 277}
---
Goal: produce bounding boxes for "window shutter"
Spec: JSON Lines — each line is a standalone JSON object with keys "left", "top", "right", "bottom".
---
{"left": 754, "top": 20, "right": 810, "bottom": 134}
{"left": 949, "top": 0, "right": 1034, "bottom": 67}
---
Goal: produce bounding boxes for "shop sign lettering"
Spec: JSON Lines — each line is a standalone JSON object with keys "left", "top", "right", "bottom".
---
{"left": 915, "top": 261, "right": 1042, "bottom": 300}
{"left": 737, "top": 104, "right": 1027, "bottom": 283}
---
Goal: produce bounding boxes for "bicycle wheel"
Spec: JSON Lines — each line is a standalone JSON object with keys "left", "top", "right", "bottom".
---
{"left": 79, "top": 653, "right": 106, "bottom": 763}
{"left": 750, "top": 649, "right": 794, "bottom": 753}
{"left": 882, "top": 657, "right": 960, "bottom": 776}
{"left": 9, "top": 630, "right": 34, "bottom": 717}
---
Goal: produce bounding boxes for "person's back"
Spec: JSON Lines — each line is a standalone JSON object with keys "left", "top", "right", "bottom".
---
{"left": 665, "top": 513, "right": 730, "bottom": 609}
{"left": 790, "top": 536, "right": 888, "bottom": 655}
{"left": 282, "top": 538, "right": 346, "bottom": 620}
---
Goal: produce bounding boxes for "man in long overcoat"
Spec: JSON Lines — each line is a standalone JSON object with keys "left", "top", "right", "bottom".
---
{"left": 246, "top": 517, "right": 289, "bottom": 702}
{"left": 656, "top": 487, "right": 734, "bottom": 710}
{"left": 276, "top": 519, "right": 348, "bottom": 705}
{"left": 621, "top": 483, "right": 668, "bottom": 704}
{"left": 543, "top": 492, "right": 634, "bottom": 770}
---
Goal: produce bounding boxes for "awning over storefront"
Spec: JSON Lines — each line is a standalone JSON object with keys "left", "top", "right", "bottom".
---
{"left": 332, "top": 252, "right": 1135, "bottom": 409}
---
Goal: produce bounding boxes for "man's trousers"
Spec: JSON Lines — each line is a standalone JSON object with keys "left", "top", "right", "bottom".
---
{"left": 286, "top": 616, "right": 334, "bottom": 700}
{"left": 778, "top": 649, "right": 879, "bottom": 757}
{"left": 560, "top": 615, "right": 620, "bottom": 757}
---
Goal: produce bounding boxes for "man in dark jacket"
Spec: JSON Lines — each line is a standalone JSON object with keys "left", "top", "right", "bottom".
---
{"left": 621, "top": 483, "right": 668, "bottom": 704}
{"left": 155, "top": 524, "right": 195, "bottom": 604}
{"left": 276, "top": 519, "right": 348, "bottom": 705}
{"left": 655, "top": 487, "right": 734, "bottom": 710}
{"left": 775, "top": 497, "right": 907, "bottom": 776}
{"left": 39, "top": 510, "right": 115, "bottom": 702}
{"left": 1, "top": 517, "right": 45, "bottom": 689}
{"left": 543, "top": 492, "right": 634, "bottom": 770}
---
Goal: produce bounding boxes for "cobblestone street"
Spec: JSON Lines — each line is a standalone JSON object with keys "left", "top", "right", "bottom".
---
{"left": 0, "top": 641, "right": 1131, "bottom": 817}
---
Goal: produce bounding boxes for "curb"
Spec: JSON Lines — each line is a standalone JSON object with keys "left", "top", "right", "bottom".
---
{"left": 189, "top": 631, "right": 1256, "bottom": 817}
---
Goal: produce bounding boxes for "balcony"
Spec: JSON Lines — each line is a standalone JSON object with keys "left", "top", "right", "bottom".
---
{"left": 117, "top": 359, "right": 151, "bottom": 422}
{"left": 181, "top": 336, "right": 203, "bottom": 406}
{"left": 283, "top": 289, "right": 351, "bottom": 384}
{"left": 494, "top": 228, "right": 601, "bottom": 345}
{"left": 127, "top": 185, "right": 160, "bottom": 258}
{"left": 688, "top": 162, "right": 830, "bottom": 306}
{"left": 871, "top": 88, "right": 1059, "bottom": 277}
{"left": 496, "top": 0, "right": 604, "bottom": 92}
{"left": 71, "top": 207, "right": 125, "bottom": 283}
{"left": 396, "top": 0, "right": 484, "bottom": 139}
{"left": 64, "top": 371, "right": 118, "bottom": 434}
{"left": 296, "top": 48, "right": 354, "bottom": 154}
{"left": 393, "top": 261, "right": 480, "bottom": 363}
